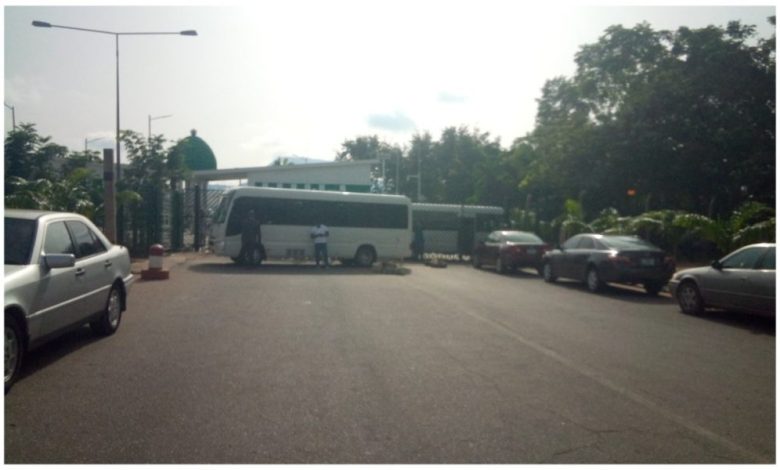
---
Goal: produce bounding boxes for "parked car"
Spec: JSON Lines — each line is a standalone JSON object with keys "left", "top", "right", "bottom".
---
{"left": 472, "top": 230, "right": 550, "bottom": 274}
{"left": 669, "top": 243, "right": 775, "bottom": 317}
{"left": 541, "top": 234, "right": 675, "bottom": 295}
{"left": 5, "top": 210, "right": 134, "bottom": 392}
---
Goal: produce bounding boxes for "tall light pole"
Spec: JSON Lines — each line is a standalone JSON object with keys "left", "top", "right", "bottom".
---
{"left": 148, "top": 114, "right": 173, "bottom": 142}
{"left": 32, "top": 20, "right": 197, "bottom": 243}
{"left": 4, "top": 102, "right": 16, "bottom": 130}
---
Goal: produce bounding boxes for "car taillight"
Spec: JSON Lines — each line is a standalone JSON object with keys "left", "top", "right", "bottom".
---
{"left": 609, "top": 253, "right": 631, "bottom": 264}
{"left": 664, "top": 256, "right": 675, "bottom": 269}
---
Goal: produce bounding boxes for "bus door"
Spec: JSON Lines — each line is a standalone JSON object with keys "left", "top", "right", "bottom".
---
{"left": 457, "top": 216, "right": 476, "bottom": 258}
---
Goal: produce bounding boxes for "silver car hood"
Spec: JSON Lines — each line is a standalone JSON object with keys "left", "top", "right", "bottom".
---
{"left": 4, "top": 264, "right": 38, "bottom": 288}
{"left": 673, "top": 266, "right": 710, "bottom": 278}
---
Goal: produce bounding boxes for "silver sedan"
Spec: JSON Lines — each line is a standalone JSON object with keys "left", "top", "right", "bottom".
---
{"left": 5, "top": 210, "right": 134, "bottom": 392}
{"left": 669, "top": 243, "right": 775, "bottom": 317}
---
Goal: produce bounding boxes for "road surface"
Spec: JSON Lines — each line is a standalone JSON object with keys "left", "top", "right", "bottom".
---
{"left": 5, "top": 256, "right": 775, "bottom": 463}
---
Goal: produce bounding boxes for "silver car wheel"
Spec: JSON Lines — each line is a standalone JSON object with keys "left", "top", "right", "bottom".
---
{"left": 90, "top": 286, "right": 123, "bottom": 337}
{"left": 543, "top": 262, "right": 556, "bottom": 282}
{"left": 678, "top": 282, "right": 702, "bottom": 315}
{"left": 5, "top": 325, "right": 19, "bottom": 385}
{"left": 107, "top": 288, "right": 121, "bottom": 329}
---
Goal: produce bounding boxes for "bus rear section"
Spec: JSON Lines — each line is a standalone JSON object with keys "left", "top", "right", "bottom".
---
{"left": 411, "top": 203, "right": 504, "bottom": 257}
{"left": 211, "top": 187, "right": 411, "bottom": 266}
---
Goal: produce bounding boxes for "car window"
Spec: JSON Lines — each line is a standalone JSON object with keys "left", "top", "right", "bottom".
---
{"left": 562, "top": 236, "right": 580, "bottom": 250}
{"left": 757, "top": 247, "right": 775, "bottom": 270}
{"left": 601, "top": 236, "right": 658, "bottom": 250}
{"left": 44, "top": 221, "right": 76, "bottom": 255}
{"left": 721, "top": 247, "right": 765, "bottom": 270}
{"left": 487, "top": 232, "right": 500, "bottom": 243}
{"left": 504, "top": 232, "right": 543, "bottom": 243}
{"left": 577, "top": 237, "right": 595, "bottom": 249}
{"left": 65, "top": 221, "right": 106, "bottom": 259}
{"left": 5, "top": 218, "right": 37, "bottom": 265}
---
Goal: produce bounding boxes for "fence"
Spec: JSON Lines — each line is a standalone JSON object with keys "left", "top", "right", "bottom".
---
{"left": 120, "top": 186, "right": 225, "bottom": 256}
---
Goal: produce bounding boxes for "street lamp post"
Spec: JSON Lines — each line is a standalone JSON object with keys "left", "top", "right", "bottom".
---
{"left": 4, "top": 102, "right": 16, "bottom": 130}
{"left": 32, "top": 20, "right": 196, "bottom": 243}
{"left": 85, "top": 137, "right": 102, "bottom": 152}
{"left": 148, "top": 114, "right": 173, "bottom": 143}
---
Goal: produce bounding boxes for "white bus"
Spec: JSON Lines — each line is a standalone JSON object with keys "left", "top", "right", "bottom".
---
{"left": 210, "top": 187, "right": 412, "bottom": 266}
{"left": 412, "top": 203, "right": 504, "bottom": 257}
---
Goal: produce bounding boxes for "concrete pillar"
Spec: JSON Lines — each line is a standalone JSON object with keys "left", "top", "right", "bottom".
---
{"left": 194, "top": 182, "right": 201, "bottom": 250}
{"left": 103, "top": 148, "right": 117, "bottom": 243}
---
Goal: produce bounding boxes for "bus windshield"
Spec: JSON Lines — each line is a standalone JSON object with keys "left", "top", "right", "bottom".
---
{"left": 214, "top": 191, "right": 235, "bottom": 224}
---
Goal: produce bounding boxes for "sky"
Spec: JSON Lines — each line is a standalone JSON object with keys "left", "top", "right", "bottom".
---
{"left": 3, "top": 1, "right": 776, "bottom": 170}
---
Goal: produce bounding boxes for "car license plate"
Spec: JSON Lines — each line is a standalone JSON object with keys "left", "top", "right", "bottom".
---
{"left": 527, "top": 249, "right": 537, "bottom": 255}
{"left": 640, "top": 258, "right": 656, "bottom": 266}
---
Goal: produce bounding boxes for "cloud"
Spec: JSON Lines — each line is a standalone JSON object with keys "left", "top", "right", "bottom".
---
{"left": 437, "top": 92, "right": 467, "bottom": 104}
{"left": 5, "top": 75, "right": 47, "bottom": 106}
{"left": 366, "top": 111, "right": 416, "bottom": 132}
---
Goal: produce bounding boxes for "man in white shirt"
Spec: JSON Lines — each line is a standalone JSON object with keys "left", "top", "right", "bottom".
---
{"left": 310, "top": 223, "right": 330, "bottom": 268}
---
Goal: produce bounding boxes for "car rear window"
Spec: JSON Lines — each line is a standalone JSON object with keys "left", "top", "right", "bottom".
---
{"left": 758, "top": 247, "right": 776, "bottom": 270}
{"left": 601, "top": 236, "right": 658, "bottom": 250}
{"left": 504, "top": 232, "right": 543, "bottom": 243}
{"left": 5, "top": 218, "right": 37, "bottom": 265}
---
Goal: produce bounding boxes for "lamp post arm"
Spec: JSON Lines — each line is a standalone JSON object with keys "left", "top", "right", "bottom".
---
{"left": 34, "top": 22, "right": 117, "bottom": 35}
{"left": 33, "top": 21, "right": 194, "bottom": 36}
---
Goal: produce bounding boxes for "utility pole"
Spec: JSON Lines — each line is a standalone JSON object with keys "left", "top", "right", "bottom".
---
{"left": 85, "top": 137, "right": 101, "bottom": 152}
{"left": 4, "top": 103, "right": 16, "bottom": 130}
{"left": 148, "top": 114, "right": 173, "bottom": 143}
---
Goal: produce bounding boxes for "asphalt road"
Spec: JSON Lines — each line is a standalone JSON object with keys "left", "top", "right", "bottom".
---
{"left": 4, "top": 255, "right": 775, "bottom": 463}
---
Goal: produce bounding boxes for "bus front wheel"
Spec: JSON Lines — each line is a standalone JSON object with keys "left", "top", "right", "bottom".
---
{"left": 354, "top": 246, "right": 376, "bottom": 268}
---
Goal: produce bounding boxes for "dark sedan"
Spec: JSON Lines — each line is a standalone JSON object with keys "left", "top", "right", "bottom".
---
{"left": 472, "top": 230, "right": 550, "bottom": 274}
{"left": 541, "top": 234, "right": 675, "bottom": 295}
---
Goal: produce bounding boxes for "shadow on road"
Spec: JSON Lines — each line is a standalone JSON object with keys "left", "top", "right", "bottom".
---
{"left": 536, "top": 278, "right": 677, "bottom": 305}
{"left": 539, "top": 278, "right": 775, "bottom": 336}
{"left": 474, "top": 267, "right": 544, "bottom": 278}
{"left": 689, "top": 309, "right": 775, "bottom": 336}
{"left": 188, "top": 262, "right": 394, "bottom": 276}
{"left": 17, "top": 326, "right": 102, "bottom": 384}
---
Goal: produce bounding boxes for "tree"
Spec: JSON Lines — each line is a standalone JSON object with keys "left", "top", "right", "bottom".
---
{"left": 121, "top": 131, "right": 180, "bottom": 251}
{"left": 524, "top": 19, "right": 775, "bottom": 219}
{"left": 336, "top": 135, "right": 404, "bottom": 193}
{"left": 61, "top": 149, "right": 101, "bottom": 177}
{"left": 404, "top": 132, "right": 433, "bottom": 201}
{"left": 412, "top": 127, "right": 503, "bottom": 205}
{"left": 4, "top": 123, "right": 62, "bottom": 195}
{"left": 271, "top": 157, "right": 295, "bottom": 166}
{"left": 5, "top": 169, "right": 97, "bottom": 218}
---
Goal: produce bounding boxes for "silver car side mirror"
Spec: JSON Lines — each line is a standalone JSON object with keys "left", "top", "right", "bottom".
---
{"left": 711, "top": 259, "right": 723, "bottom": 270}
{"left": 43, "top": 253, "right": 76, "bottom": 269}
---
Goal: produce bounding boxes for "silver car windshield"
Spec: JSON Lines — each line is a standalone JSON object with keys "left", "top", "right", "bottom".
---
{"left": 5, "top": 218, "right": 37, "bottom": 265}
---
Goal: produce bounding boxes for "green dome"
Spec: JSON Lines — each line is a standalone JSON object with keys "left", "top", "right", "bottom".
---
{"left": 177, "top": 129, "right": 217, "bottom": 171}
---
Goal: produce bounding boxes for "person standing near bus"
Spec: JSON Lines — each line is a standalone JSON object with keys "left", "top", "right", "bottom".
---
{"left": 310, "top": 222, "right": 330, "bottom": 268}
{"left": 412, "top": 224, "right": 425, "bottom": 261}
{"left": 238, "top": 209, "right": 261, "bottom": 265}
